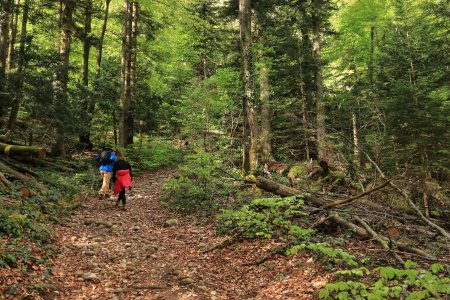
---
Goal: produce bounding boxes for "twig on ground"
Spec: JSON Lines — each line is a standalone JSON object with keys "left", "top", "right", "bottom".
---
{"left": 354, "top": 215, "right": 405, "bottom": 265}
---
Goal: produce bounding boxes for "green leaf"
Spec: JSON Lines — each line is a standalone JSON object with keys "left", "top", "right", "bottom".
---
{"left": 430, "top": 263, "right": 444, "bottom": 274}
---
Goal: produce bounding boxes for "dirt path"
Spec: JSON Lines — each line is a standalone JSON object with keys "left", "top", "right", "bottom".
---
{"left": 47, "top": 170, "right": 328, "bottom": 300}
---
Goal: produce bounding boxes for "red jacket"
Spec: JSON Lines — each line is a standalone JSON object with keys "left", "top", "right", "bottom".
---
{"left": 114, "top": 169, "right": 132, "bottom": 195}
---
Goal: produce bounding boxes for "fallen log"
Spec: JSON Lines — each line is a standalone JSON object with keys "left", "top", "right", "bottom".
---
{"left": 310, "top": 180, "right": 390, "bottom": 214}
{"left": 0, "top": 142, "right": 46, "bottom": 158}
{"left": 0, "top": 160, "right": 46, "bottom": 192}
{"left": 11, "top": 157, "right": 75, "bottom": 172}
{"left": 0, "top": 172, "right": 12, "bottom": 188}
{"left": 0, "top": 157, "right": 40, "bottom": 178}
{"left": 245, "top": 175, "right": 327, "bottom": 206}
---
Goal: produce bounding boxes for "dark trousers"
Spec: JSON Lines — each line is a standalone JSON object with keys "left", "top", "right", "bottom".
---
{"left": 118, "top": 189, "right": 126, "bottom": 205}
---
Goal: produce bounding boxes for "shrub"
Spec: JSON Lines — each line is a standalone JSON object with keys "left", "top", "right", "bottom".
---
{"left": 161, "top": 151, "right": 237, "bottom": 213}
{"left": 126, "top": 137, "right": 183, "bottom": 170}
{"left": 319, "top": 261, "right": 450, "bottom": 299}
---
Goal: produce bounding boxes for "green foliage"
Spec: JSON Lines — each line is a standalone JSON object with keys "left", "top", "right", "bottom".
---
{"left": 218, "top": 195, "right": 358, "bottom": 267}
{"left": 218, "top": 195, "right": 310, "bottom": 238}
{"left": 125, "top": 137, "right": 183, "bottom": 171}
{"left": 319, "top": 261, "right": 450, "bottom": 299}
{"left": 161, "top": 151, "right": 237, "bottom": 213}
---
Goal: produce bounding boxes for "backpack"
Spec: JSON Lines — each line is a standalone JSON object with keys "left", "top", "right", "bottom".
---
{"left": 99, "top": 151, "right": 112, "bottom": 166}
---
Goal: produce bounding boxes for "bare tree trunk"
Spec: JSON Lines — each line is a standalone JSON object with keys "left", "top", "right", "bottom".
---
{"left": 119, "top": 0, "right": 136, "bottom": 147}
{"left": 7, "top": 0, "right": 28, "bottom": 130}
{"left": 6, "top": 0, "right": 18, "bottom": 70}
{"left": 240, "top": 0, "right": 258, "bottom": 174}
{"left": 368, "top": 26, "right": 375, "bottom": 86}
{"left": 297, "top": 33, "right": 311, "bottom": 161}
{"left": 95, "top": 0, "right": 110, "bottom": 76}
{"left": 52, "top": 0, "right": 75, "bottom": 156}
{"left": 79, "top": 0, "right": 93, "bottom": 147}
{"left": 312, "top": 0, "right": 327, "bottom": 162}
{"left": 127, "top": 0, "right": 137, "bottom": 145}
{"left": 119, "top": 0, "right": 130, "bottom": 147}
{"left": 352, "top": 112, "right": 361, "bottom": 168}
{"left": 0, "top": 0, "right": 12, "bottom": 118}
{"left": 87, "top": 0, "right": 111, "bottom": 143}
{"left": 0, "top": 0, "right": 12, "bottom": 74}
{"left": 259, "top": 64, "right": 272, "bottom": 161}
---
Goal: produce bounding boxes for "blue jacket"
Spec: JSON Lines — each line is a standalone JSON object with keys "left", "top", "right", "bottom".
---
{"left": 98, "top": 152, "right": 116, "bottom": 172}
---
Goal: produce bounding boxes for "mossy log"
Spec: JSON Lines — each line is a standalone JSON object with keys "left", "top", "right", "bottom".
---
{"left": 0, "top": 142, "right": 46, "bottom": 158}
{"left": 245, "top": 175, "right": 327, "bottom": 206}
{"left": 0, "top": 134, "right": 12, "bottom": 143}
{"left": 13, "top": 157, "right": 75, "bottom": 172}
{"left": 0, "top": 160, "right": 46, "bottom": 192}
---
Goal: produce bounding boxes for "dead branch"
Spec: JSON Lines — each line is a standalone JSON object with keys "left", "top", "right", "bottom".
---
{"left": 310, "top": 180, "right": 390, "bottom": 214}
{"left": 360, "top": 148, "right": 450, "bottom": 241}
{"left": 202, "top": 229, "right": 247, "bottom": 253}
{"left": 242, "top": 247, "right": 286, "bottom": 266}
{"left": 329, "top": 213, "right": 371, "bottom": 239}
{"left": 354, "top": 215, "right": 405, "bottom": 265}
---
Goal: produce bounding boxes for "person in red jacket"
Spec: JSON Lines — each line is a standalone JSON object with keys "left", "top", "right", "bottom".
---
{"left": 112, "top": 152, "right": 132, "bottom": 210}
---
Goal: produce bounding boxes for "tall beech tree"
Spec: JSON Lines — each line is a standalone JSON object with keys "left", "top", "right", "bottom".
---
{"left": 240, "top": 0, "right": 258, "bottom": 174}
{"left": 78, "top": 0, "right": 94, "bottom": 147}
{"left": 7, "top": 0, "right": 29, "bottom": 130}
{"left": 119, "top": 0, "right": 138, "bottom": 147}
{"left": 52, "top": 0, "right": 76, "bottom": 156}
{"left": 312, "top": 0, "right": 327, "bottom": 162}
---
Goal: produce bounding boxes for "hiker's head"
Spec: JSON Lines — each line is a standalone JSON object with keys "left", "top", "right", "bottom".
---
{"left": 111, "top": 147, "right": 117, "bottom": 153}
{"left": 116, "top": 152, "right": 126, "bottom": 160}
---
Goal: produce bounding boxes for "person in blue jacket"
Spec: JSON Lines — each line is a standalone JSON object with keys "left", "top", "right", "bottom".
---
{"left": 96, "top": 147, "right": 117, "bottom": 198}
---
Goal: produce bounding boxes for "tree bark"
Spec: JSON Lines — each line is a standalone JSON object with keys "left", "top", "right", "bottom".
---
{"left": 240, "top": 0, "right": 258, "bottom": 174}
{"left": 312, "top": 0, "right": 327, "bottom": 162}
{"left": 79, "top": 0, "right": 93, "bottom": 147}
{"left": 259, "top": 64, "right": 272, "bottom": 161}
{"left": 6, "top": 0, "right": 18, "bottom": 70}
{"left": 352, "top": 112, "right": 361, "bottom": 168}
{"left": 0, "top": 0, "right": 12, "bottom": 74}
{"left": 52, "top": 0, "right": 75, "bottom": 156}
{"left": 127, "top": 0, "right": 137, "bottom": 146}
{"left": 7, "top": 0, "right": 28, "bottom": 130}
{"left": 86, "top": 0, "right": 111, "bottom": 146}
{"left": 119, "top": 0, "right": 133, "bottom": 147}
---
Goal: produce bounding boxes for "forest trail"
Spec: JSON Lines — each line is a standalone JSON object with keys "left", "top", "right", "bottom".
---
{"left": 46, "top": 170, "right": 328, "bottom": 300}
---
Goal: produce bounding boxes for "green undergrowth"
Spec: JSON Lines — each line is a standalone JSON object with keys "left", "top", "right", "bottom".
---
{"left": 161, "top": 150, "right": 239, "bottom": 214}
{"left": 125, "top": 137, "right": 184, "bottom": 171}
{"left": 216, "top": 194, "right": 450, "bottom": 299}
{"left": 0, "top": 163, "right": 96, "bottom": 297}
{"left": 319, "top": 261, "right": 450, "bottom": 299}
{"left": 218, "top": 195, "right": 359, "bottom": 268}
